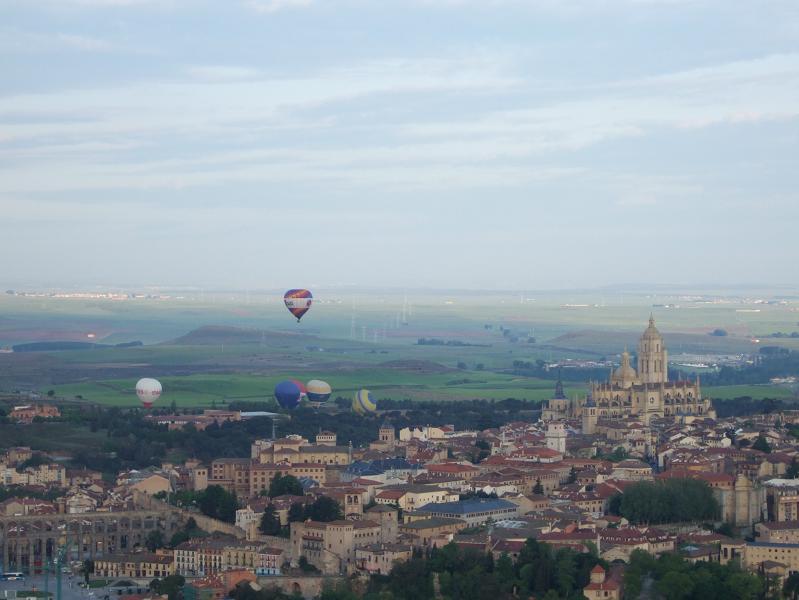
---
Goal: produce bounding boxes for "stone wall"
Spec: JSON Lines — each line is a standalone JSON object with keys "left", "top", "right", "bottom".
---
{"left": 256, "top": 575, "right": 344, "bottom": 599}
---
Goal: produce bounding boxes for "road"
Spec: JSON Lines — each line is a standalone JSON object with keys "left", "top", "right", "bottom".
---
{"left": 0, "top": 575, "right": 115, "bottom": 600}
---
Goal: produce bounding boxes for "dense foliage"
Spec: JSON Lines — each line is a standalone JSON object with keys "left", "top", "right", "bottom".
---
{"left": 623, "top": 549, "right": 763, "bottom": 600}
{"left": 159, "top": 486, "right": 238, "bottom": 523}
{"left": 365, "top": 539, "right": 606, "bottom": 600}
{"left": 149, "top": 574, "right": 185, "bottom": 600}
{"left": 609, "top": 478, "right": 720, "bottom": 524}
{"left": 13, "top": 398, "right": 543, "bottom": 476}
{"left": 267, "top": 473, "right": 304, "bottom": 498}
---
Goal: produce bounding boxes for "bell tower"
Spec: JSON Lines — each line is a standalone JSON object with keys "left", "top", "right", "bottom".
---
{"left": 637, "top": 315, "right": 668, "bottom": 384}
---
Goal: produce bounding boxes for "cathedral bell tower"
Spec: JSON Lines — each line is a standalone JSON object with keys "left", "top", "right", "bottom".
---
{"left": 637, "top": 315, "right": 668, "bottom": 384}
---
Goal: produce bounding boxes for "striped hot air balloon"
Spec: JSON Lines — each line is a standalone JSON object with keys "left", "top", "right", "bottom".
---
{"left": 284, "top": 289, "right": 313, "bottom": 322}
{"left": 352, "top": 389, "right": 377, "bottom": 415}
{"left": 306, "top": 379, "right": 332, "bottom": 403}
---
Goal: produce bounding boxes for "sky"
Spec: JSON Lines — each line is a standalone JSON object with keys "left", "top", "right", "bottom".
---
{"left": 1, "top": 0, "right": 798, "bottom": 291}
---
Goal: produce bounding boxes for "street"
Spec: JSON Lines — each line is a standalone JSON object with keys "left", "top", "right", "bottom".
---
{"left": 0, "top": 575, "right": 112, "bottom": 600}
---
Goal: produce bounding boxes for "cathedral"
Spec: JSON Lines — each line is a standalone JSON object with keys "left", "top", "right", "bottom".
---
{"left": 542, "top": 316, "right": 716, "bottom": 425}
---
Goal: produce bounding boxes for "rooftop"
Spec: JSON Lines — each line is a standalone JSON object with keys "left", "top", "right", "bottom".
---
{"left": 417, "top": 498, "right": 516, "bottom": 515}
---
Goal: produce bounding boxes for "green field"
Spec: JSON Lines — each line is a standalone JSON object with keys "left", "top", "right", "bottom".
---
{"left": 50, "top": 370, "right": 586, "bottom": 407}
{"left": 48, "top": 372, "right": 796, "bottom": 408}
{"left": 2, "top": 288, "right": 798, "bottom": 408}
{"left": 702, "top": 384, "right": 797, "bottom": 400}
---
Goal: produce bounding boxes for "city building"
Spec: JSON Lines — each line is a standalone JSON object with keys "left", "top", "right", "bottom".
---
{"left": 413, "top": 498, "right": 520, "bottom": 526}
{"left": 542, "top": 318, "right": 716, "bottom": 424}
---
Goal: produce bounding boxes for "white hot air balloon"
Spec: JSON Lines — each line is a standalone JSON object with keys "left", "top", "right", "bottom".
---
{"left": 136, "top": 378, "right": 162, "bottom": 409}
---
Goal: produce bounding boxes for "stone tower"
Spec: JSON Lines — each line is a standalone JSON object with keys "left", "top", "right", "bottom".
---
{"left": 546, "top": 421, "right": 567, "bottom": 454}
{"left": 638, "top": 315, "right": 668, "bottom": 384}
{"left": 734, "top": 474, "right": 753, "bottom": 527}
{"left": 378, "top": 422, "right": 396, "bottom": 449}
{"left": 582, "top": 394, "right": 598, "bottom": 435}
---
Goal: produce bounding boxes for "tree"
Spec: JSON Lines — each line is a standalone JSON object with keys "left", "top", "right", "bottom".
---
{"left": 198, "top": 485, "right": 238, "bottom": 523}
{"left": 259, "top": 505, "right": 281, "bottom": 536}
{"left": 656, "top": 571, "right": 694, "bottom": 600}
{"left": 532, "top": 478, "right": 544, "bottom": 495}
{"left": 268, "top": 473, "right": 304, "bottom": 498}
{"left": 567, "top": 466, "right": 577, "bottom": 484}
{"left": 298, "top": 556, "right": 319, "bottom": 573}
{"left": 607, "top": 446, "right": 629, "bottom": 462}
{"left": 752, "top": 434, "right": 772, "bottom": 454}
{"left": 784, "top": 572, "right": 799, "bottom": 599}
{"left": 81, "top": 559, "right": 95, "bottom": 585}
{"left": 305, "top": 496, "right": 343, "bottom": 522}
{"left": 145, "top": 529, "right": 164, "bottom": 552}
{"left": 150, "top": 574, "right": 185, "bottom": 600}
{"left": 617, "top": 478, "right": 719, "bottom": 524}
{"left": 288, "top": 502, "right": 305, "bottom": 522}
{"left": 787, "top": 458, "right": 799, "bottom": 479}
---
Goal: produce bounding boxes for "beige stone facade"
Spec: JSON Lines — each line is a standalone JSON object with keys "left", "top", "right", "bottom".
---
{"left": 543, "top": 318, "right": 715, "bottom": 425}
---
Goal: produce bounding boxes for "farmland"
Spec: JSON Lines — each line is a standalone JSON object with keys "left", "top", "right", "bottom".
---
{"left": 1, "top": 287, "right": 798, "bottom": 408}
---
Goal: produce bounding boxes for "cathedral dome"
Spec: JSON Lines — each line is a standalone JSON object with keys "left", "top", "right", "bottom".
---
{"left": 612, "top": 350, "right": 637, "bottom": 383}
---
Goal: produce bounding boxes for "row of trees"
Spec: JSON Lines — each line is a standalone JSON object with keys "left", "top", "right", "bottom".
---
{"left": 365, "top": 539, "right": 605, "bottom": 600}
{"left": 609, "top": 478, "right": 720, "bottom": 524}
{"left": 156, "top": 485, "right": 239, "bottom": 523}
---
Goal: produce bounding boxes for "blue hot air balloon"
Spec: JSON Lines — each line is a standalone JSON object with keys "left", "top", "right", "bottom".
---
{"left": 275, "top": 380, "right": 302, "bottom": 410}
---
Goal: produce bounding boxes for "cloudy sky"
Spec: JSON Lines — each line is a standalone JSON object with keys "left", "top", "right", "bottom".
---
{"left": 1, "top": 0, "right": 797, "bottom": 290}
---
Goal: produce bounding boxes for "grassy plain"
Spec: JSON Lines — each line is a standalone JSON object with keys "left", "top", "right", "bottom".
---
{"left": 50, "top": 371, "right": 587, "bottom": 407}
{"left": 2, "top": 288, "right": 798, "bottom": 407}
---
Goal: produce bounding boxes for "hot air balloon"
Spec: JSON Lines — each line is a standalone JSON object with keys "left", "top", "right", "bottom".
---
{"left": 290, "top": 379, "right": 308, "bottom": 401}
{"left": 275, "top": 380, "right": 302, "bottom": 410}
{"left": 284, "top": 289, "right": 313, "bottom": 322}
{"left": 136, "top": 378, "right": 162, "bottom": 409}
{"left": 352, "top": 389, "right": 377, "bottom": 415}
{"left": 306, "top": 379, "right": 332, "bottom": 403}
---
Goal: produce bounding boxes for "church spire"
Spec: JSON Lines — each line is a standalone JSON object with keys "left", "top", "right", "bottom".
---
{"left": 554, "top": 368, "right": 566, "bottom": 400}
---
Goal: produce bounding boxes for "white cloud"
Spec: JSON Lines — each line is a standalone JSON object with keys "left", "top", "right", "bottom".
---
{"left": 56, "top": 33, "right": 112, "bottom": 51}
{"left": 246, "top": 0, "right": 313, "bottom": 13}
{"left": 186, "top": 65, "right": 261, "bottom": 82}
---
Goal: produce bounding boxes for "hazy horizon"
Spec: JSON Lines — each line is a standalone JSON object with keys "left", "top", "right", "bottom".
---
{"left": 2, "top": 1, "right": 798, "bottom": 290}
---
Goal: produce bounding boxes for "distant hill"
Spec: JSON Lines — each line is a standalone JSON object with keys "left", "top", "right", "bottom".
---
{"left": 12, "top": 340, "right": 143, "bottom": 352}
{"left": 168, "top": 325, "right": 309, "bottom": 346}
